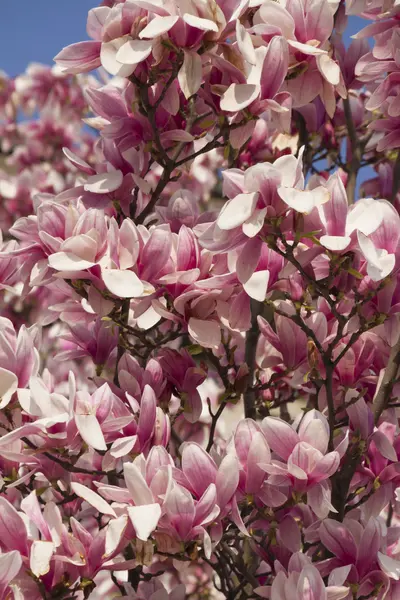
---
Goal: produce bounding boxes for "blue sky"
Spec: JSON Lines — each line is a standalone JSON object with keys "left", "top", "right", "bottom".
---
{"left": 0, "top": 1, "right": 95, "bottom": 77}
{"left": 0, "top": 4, "right": 373, "bottom": 187}
{"left": 0, "top": 3, "right": 367, "bottom": 76}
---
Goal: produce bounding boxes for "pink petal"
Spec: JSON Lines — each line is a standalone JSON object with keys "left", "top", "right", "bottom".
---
{"left": 188, "top": 318, "right": 221, "bottom": 349}
{"left": 139, "top": 16, "right": 179, "bottom": 38}
{"left": 217, "top": 192, "right": 258, "bottom": 230}
{"left": 116, "top": 39, "right": 153, "bottom": 65}
{"left": 0, "top": 368, "right": 18, "bottom": 409}
{"left": 243, "top": 270, "right": 270, "bottom": 301}
{"left": 84, "top": 170, "right": 123, "bottom": 194}
{"left": 220, "top": 84, "right": 260, "bottom": 112}
{"left": 75, "top": 413, "right": 107, "bottom": 451}
{"left": 178, "top": 50, "right": 203, "bottom": 99}
{"left": 54, "top": 41, "right": 102, "bottom": 74}
{"left": 48, "top": 252, "right": 96, "bottom": 271}
{"left": 102, "top": 268, "right": 144, "bottom": 298}
{"left": 183, "top": 13, "right": 218, "bottom": 32}
{"left": 71, "top": 482, "right": 117, "bottom": 517}
{"left": 261, "top": 416, "right": 300, "bottom": 460}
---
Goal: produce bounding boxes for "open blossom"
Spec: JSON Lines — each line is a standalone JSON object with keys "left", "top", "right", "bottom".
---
{"left": 2, "top": 0, "right": 400, "bottom": 598}
{"left": 260, "top": 410, "right": 340, "bottom": 518}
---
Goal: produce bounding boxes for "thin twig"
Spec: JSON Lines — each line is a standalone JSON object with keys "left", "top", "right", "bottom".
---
{"left": 373, "top": 335, "right": 400, "bottom": 423}
{"left": 243, "top": 300, "right": 262, "bottom": 419}
{"left": 343, "top": 96, "right": 362, "bottom": 205}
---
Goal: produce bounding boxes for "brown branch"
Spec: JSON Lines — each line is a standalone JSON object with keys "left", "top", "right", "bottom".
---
{"left": 373, "top": 335, "right": 400, "bottom": 423}
{"left": 243, "top": 300, "right": 263, "bottom": 420}
{"left": 391, "top": 150, "right": 400, "bottom": 203}
{"left": 343, "top": 97, "right": 362, "bottom": 205}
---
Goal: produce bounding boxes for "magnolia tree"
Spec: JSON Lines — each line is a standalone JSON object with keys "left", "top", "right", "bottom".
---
{"left": 1, "top": 0, "right": 400, "bottom": 598}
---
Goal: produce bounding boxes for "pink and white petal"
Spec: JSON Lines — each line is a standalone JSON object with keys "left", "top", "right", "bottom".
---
{"left": 377, "top": 552, "right": 400, "bottom": 580}
{"left": 217, "top": 192, "right": 258, "bottom": 230}
{"left": 71, "top": 482, "right": 117, "bottom": 517}
{"left": 139, "top": 16, "right": 179, "bottom": 38}
{"left": 62, "top": 148, "right": 95, "bottom": 175}
{"left": 188, "top": 318, "right": 221, "bottom": 349}
{"left": 278, "top": 186, "right": 329, "bottom": 213}
{"left": 326, "top": 586, "right": 351, "bottom": 600}
{"left": 101, "top": 38, "right": 136, "bottom": 77}
{"left": 105, "top": 515, "right": 128, "bottom": 557}
{"left": 48, "top": 252, "right": 96, "bottom": 271}
{"left": 307, "top": 482, "right": 337, "bottom": 519}
{"left": 75, "top": 413, "right": 107, "bottom": 451}
{"left": 102, "top": 268, "right": 144, "bottom": 298}
{"left": 368, "top": 252, "right": 396, "bottom": 281}
{"left": 178, "top": 50, "right": 202, "bottom": 99}
{"left": 128, "top": 504, "right": 162, "bottom": 541}
{"left": 0, "top": 369, "right": 18, "bottom": 409}
{"left": 116, "top": 39, "right": 153, "bottom": 65}
{"left": 183, "top": 13, "right": 219, "bottom": 32}
{"left": 110, "top": 435, "right": 138, "bottom": 458}
{"left": 236, "top": 21, "right": 256, "bottom": 65}
{"left": 242, "top": 207, "right": 268, "bottom": 237}
{"left": 317, "top": 54, "right": 340, "bottom": 85}
{"left": 261, "top": 416, "right": 299, "bottom": 460}
{"left": 371, "top": 430, "right": 398, "bottom": 462}
{"left": 84, "top": 170, "right": 123, "bottom": 193}
{"left": 30, "top": 541, "right": 54, "bottom": 577}
{"left": 0, "top": 550, "right": 22, "bottom": 592}
{"left": 243, "top": 270, "right": 270, "bottom": 302}
{"left": 320, "top": 235, "right": 351, "bottom": 251}
{"left": 288, "top": 40, "right": 327, "bottom": 55}
{"left": 220, "top": 84, "right": 260, "bottom": 112}
{"left": 123, "top": 462, "right": 154, "bottom": 505}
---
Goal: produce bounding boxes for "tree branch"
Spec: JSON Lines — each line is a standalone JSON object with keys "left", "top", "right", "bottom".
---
{"left": 343, "top": 97, "right": 362, "bottom": 205}
{"left": 243, "top": 299, "right": 262, "bottom": 419}
{"left": 373, "top": 335, "right": 400, "bottom": 423}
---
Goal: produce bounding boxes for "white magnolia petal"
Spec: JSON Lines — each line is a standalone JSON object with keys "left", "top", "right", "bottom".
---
{"left": 0, "top": 368, "right": 18, "bottom": 409}
{"left": 116, "top": 39, "right": 153, "bottom": 65}
{"left": 319, "top": 235, "right": 351, "bottom": 251}
{"left": 346, "top": 198, "right": 382, "bottom": 236}
{"left": 288, "top": 40, "right": 327, "bottom": 55}
{"left": 243, "top": 270, "right": 270, "bottom": 301}
{"left": 236, "top": 21, "right": 256, "bottom": 65}
{"left": 278, "top": 186, "right": 329, "bottom": 213}
{"left": 48, "top": 252, "right": 96, "bottom": 272}
{"left": 75, "top": 413, "right": 107, "bottom": 451}
{"left": 127, "top": 504, "right": 162, "bottom": 541}
{"left": 367, "top": 252, "right": 396, "bottom": 281}
{"left": 317, "top": 54, "right": 340, "bottom": 85}
{"left": 139, "top": 16, "right": 179, "bottom": 38}
{"left": 242, "top": 207, "right": 268, "bottom": 237}
{"left": 377, "top": 552, "right": 400, "bottom": 580}
{"left": 101, "top": 38, "right": 136, "bottom": 77}
{"left": 188, "top": 317, "right": 221, "bottom": 349}
{"left": 30, "top": 541, "right": 54, "bottom": 577}
{"left": 217, "top": 192, "right": 259, "bottom": 230}
{"left": 71, "top": 482, "right": 117, "bottom": 517}
{"left": 62, "top": 148, "right": 94, "bottom": 174}
{"left": 84, "top": 170, "right": 123, "bottom": 194}
{"left": 178, "top": 50, "right": 202, "bottom": 99}
{"left": 102, "top": 269, "right": 144, "bottom": 298}
{"left": 183, "top": 13, "right": 219, "bottom": 32}
{"left": 220, "top": 83, "right": 260, "bottom": 112}
{"left": 105, "top": 515, "right": 128, "bottom": 556}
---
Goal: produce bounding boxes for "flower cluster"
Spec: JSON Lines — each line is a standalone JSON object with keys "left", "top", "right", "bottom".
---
{"left": 0, "top": 0, "right": 400, "bottom": 598}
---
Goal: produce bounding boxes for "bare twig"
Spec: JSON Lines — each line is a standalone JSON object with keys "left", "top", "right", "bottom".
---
{"left": 373, "top": 335, "right": 400, "bottom": 423}
{"left": 343, "top": 97, "right": 362, "bottom": 205}
{"left": 243, "top": 299, "right": 262, "bottom": 419}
